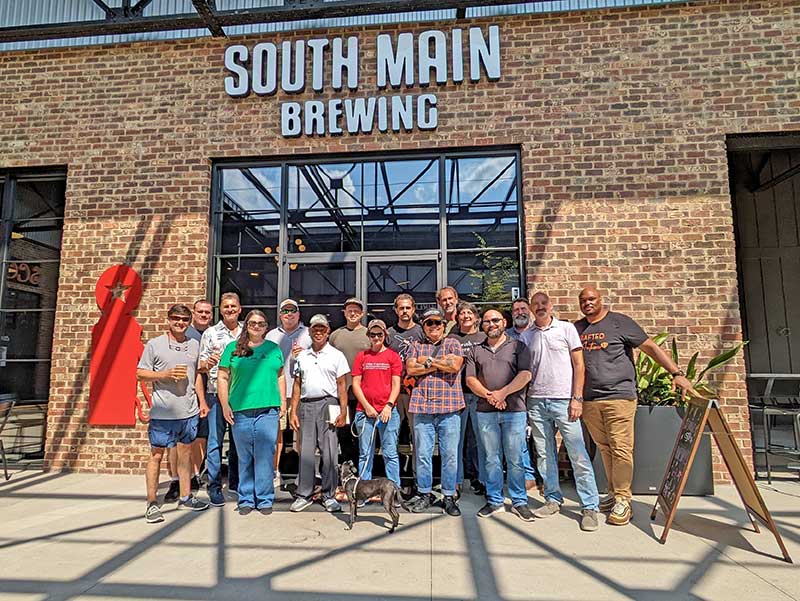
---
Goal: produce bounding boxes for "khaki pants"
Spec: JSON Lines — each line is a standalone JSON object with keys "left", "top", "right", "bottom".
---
{"left": 582, "top": 399, "right": 636, "bottom": 500}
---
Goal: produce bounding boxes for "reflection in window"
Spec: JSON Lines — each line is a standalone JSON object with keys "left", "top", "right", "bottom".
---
{"left": 220, "top": 168, "right": 281, "bottom": 255}
{"left": 363, "top": 159, "right": 439, "bottom": 251}
{"left": 287, "top": 164, "right": 363, "bottom": 253}
{"left": 446, "top": 156, "right": 518, "bottom": 250}
{"left": 218, "top": 257, "right": 278, "bottom": 307}
{"left": 448, "top": 251, "right": 520, "bottom": 307}
{"left": 289, "top": 263, "right": 356, "bottom": 330}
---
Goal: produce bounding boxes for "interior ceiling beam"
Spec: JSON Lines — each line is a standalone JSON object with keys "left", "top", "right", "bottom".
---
{"left": 0, "top": 0, "right": 543, "bottom": 43}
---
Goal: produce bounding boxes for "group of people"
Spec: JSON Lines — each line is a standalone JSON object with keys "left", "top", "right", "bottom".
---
{"left": 137, "top": 286, "right": 695, "bottom": 530}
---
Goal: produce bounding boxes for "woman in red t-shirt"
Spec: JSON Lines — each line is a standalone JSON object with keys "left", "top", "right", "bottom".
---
{"left": 351, "top": 319, "right": 403, "bottom": 488}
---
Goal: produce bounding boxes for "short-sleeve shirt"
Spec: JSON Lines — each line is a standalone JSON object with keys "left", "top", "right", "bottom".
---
{"left": 293, "top": 343, "right": 351, "bottom": 400}
{"left": 386, "top": 323, "right": 424, "bottom": 393}
{"left": 465, "top": 337, "right": 531, "bottom": 412}
{"left": 218, "top": 340, "right": 284, "bottom": 412}
{"left": 329, "top": 325, "right": 371, "bottom": 388}
{"left": 199, "top": 320, "right": 242, "bottom": 394}
{"left": 266, "top": 323, "right": 312, "bottom": 399}
{"left": 574, "top": 311, "right": 648, "bottom": 401}
{"left": 137, "top": 334, "right": 200, "bottom": 420}
{"left": 407, "top": 337, "right": 465, "bottom": 414}
{"left": 352, "top": 347, "right": 403, "bottom": 412}
{"left": 447, "top": 330, "right": 487, "bottom": 392}
{"left": 521, "top": 318, "right": 583, "bottom": 399}
{"left": 505, "top": 326, "right": 529, "bottom": 342}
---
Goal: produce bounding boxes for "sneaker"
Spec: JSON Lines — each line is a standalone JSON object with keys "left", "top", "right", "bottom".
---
{"left": 533, "top": 501, "right": 561, "bottom": 518}
{"left": 581, "top": 509, "right": 599, "bottom": 531}
{"left": 290, "top": 497, "right": 313, "bottom": 512}
{"left": 356, "top": 499, "right": 369, "bottom": 509}
{"left": 258, "top": 506, "right": 273, "bottom": 516}
{"left": 238, "top": 505, "right": 253, "bottom": 515}
{"left": 410, "top": 493, "right": 437, "bottom": 513}
{"left": 208, "top": 488, "right": 225, "bottom": 507}
{"left": 470, "top": 481, "right": 486, "bottom": 496}
{"left": 599, "top": 495, "right": 616, "bottom": 513}
{"left": 190, "top": 476, "right": 201, "bottom": 492}
{"left": 226, "top": 487, "right": 239, "bottom": 498}
{"left": 178, "top": 494, "right": 209, "bottom": 511}
{"left": 145, "top": 502, "right": 164, "bottom": 523}
{"left": 164, "top": 480, "right": 180, "bottom": 503}
{"left": 323, "top": 498, "right": 342, "bottom": 513}
{"left": 443, "top": 496, "right": 461, "bottom": 517}
{"left": 607, "top": 499, "right": 632, "bottom": 526}
{"left": 273, "top": 471, "right": 282, "bottom": 488}
{"left": 510, "top": 504, "right": 535, "bottom": 522}
{"left": 477, "top": 503, "right": 504, "bottom": 518}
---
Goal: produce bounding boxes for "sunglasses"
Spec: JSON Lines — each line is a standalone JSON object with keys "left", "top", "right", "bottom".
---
{"left": 280, "top": 308, "right": 298, "bottom": 315}
{"left": 247, "top": 321, "right": 267, "bottom": 328}
{"left": 423, "top": 320, "right": 444, "bottom": 327}
{"left": 168, "top": 316, "right": 190, "bottom": 323}
{"left": 367, "top": 331, "right": 385, "bottom": 338}
{"left": 482, "top": 318, "right": 504, "bottom": 324}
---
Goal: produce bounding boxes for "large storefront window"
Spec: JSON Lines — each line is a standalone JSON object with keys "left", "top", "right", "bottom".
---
{"left": 212, "top": 151, "right": 522, "bottom": 327}
{"left": 0, "top": 173, "right": 66, "bottom": 403}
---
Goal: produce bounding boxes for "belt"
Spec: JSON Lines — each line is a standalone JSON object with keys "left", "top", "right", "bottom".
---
{"left": 301, "top": 395, "right": 336, "bottom": 403}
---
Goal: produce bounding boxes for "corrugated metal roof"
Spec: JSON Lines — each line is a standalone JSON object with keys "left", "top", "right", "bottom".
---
{"left": 0, "top": 0, "right": 685, "bottom": 51}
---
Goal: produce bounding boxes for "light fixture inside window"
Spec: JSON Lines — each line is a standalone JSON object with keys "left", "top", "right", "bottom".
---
{"left": 263, "top": 246, "right": 272, "bottom": 254}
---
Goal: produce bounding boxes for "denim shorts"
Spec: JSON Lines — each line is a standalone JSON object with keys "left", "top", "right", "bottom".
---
{"left": 148, "top": 415, "right": 199, "bottom": 448}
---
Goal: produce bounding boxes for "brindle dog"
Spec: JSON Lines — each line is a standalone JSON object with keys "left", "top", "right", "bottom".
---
{"left": 340, "top": 460, "right": 408, "bottom": 533}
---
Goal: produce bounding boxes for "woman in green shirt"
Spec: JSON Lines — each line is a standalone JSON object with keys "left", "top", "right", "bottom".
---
{"left": 218, "top": 310, "right": 286, "bottom": 515}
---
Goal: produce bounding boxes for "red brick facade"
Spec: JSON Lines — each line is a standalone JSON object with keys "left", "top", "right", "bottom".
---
{"left": 1, "top": 0, "right": 798, "bottom": 480}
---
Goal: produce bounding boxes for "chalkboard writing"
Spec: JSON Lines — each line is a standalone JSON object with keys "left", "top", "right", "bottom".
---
{"left": 651, "top": 396, "right": 792, "bottom": 563}
{"left": 659, "top": 398, "right": 711, "bottom": 513}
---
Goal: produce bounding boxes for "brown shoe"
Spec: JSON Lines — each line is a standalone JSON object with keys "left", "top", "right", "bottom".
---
{"left": 606, "top": 499, "right": 631, "bottom": 526}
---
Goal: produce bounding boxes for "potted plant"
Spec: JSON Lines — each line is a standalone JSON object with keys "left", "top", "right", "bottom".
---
{"left": 591, "top": 334, "right": 746, "bottom": 496}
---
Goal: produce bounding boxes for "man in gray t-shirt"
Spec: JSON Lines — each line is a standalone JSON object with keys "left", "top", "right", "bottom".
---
{"left": 137, "top": 304, "right": 209, "bottom": 524}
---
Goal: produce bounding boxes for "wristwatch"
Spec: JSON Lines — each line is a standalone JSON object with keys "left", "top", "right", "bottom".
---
{"left": 387, "top": 401, "right": 395, "bottom": 408}
{"left": 671, "top": 369, "right": 685, "bottom": 378}
{"left": 423, "top": 357, "right": 433, "bottom": 369}
{"left": 571, "top": 396, "right": 584, "bottom": 402}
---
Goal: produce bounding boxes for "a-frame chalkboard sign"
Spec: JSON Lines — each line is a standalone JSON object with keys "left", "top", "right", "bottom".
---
{"left": 650, "top": 395, "right": 792, "bottom": 563}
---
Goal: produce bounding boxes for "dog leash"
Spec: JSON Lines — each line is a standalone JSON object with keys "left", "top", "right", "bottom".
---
{"left": 350, "top": 413, "right": 379, "bottom": 496}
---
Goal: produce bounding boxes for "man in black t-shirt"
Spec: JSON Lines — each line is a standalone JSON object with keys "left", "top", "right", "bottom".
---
{"left": 574, "top": 286, "right": 696, "bottom": 526}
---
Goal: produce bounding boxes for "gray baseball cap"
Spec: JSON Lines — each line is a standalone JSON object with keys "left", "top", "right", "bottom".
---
{"left": 309, "top": 314, "right": 330, "bottom": 327}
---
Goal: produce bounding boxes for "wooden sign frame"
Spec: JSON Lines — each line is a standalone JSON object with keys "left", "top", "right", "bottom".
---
{"left": 651, "top": 396, "right": 792, "bottom": 563}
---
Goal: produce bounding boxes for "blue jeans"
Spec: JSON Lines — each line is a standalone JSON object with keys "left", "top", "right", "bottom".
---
{"left": 206, "top": 394, "right": 239, "bottom": 493}
{"left": 231, "top": 407, "right": 279, "bottom": 509}
{"left": 477, "top": 411, "right": 528, "bottom": 507}
{"left": 527, "top": 398, "right": 599, "bottom": 511}
{"left": 457, "top": 393, "right": 486, "bottom": 485}
{"left": 354, "top": 408, "right": 401, "bottom": 486}
{"left": 413, "top": 412, "right": 460, "bottom": 496}
{"left": 521, "top": 437, "right": 537, "bottom": 481}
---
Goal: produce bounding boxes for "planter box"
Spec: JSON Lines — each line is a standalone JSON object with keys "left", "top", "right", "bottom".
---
{"left": 589, "top": 405, "right": 714, "bottom": 496}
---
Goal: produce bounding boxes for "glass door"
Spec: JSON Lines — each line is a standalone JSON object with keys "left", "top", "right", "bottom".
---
{"left": 361, "top": 254, "right": 440, "bottom": 324}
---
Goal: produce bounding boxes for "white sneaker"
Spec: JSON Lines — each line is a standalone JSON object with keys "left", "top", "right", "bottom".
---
{"left": 323, "top": 498, "right": 342, "bottom": 513}
{"left": 273, "top": 471, "right": 282, "bottom": 488}
{"left": 290, "top": 497, "right": 313, "bottom": 512}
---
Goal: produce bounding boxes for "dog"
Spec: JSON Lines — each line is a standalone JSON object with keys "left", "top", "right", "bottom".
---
{"left": 339, "top": 460, "right": 408, "bottom": 533}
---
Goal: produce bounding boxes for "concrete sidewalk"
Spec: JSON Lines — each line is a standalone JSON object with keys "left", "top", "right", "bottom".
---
{"left": 0, "top": 470, "right": 798, "bottom": 601}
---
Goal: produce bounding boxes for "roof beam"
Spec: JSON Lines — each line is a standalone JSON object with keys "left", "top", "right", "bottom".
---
{"left": 0, "top": 0, "right": 544, "bottom": 43}
{"left": 191, "top": 0, "right": 226, "bottom": 38}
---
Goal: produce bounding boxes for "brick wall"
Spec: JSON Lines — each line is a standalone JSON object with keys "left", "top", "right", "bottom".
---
{"left": 1, "top": 0, "right": 798, "bottom": 479}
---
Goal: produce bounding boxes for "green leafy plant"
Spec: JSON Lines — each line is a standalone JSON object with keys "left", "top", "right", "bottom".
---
{"left": 636, "top": 333, "right": 747, "bottom": 406}
{"left": 464, "top": 233, "right": 519, "bottom": 308}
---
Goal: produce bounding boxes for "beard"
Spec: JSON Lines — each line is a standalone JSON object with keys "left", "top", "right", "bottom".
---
{"left": 513, "top": 314, "right": 530, "bottom": 328}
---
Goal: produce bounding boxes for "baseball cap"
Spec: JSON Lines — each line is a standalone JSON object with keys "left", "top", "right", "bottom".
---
{"left": 343, "top": 297, "right": 364, "bottom": 309}
{"left": 309, "top": 314, "right": 330, "bottom": 327}
{"left": 421, "top": 307, "right": 445, "bottom": 323}
{"left": 367, "top": 319, "right": 387, "bottom": 332}
{"left": 279, "top": 298, "right": 299, "bottom": 310}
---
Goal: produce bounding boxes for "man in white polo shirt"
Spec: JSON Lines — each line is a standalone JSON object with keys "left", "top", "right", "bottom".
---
{"left": 522, "top": 292, "right": 600, "bottom": 532}
{"left": 289, "top": 314, "right": 350, "bottom": 513}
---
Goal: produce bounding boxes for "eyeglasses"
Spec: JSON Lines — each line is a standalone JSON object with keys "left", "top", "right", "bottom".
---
{"left": 168, "top": 316, "right": 190, "bottom": 323}
{"left": 367, "top": 332, "right": 385, "bottom": 338}
{"left": 247, "top": 321, "right": 267, "bottom": 328}
{"left": 482, "top": 318, "right": 504, "bottom": 324}
{"left": 423, "top": 320, "right": 443, "bottom": 327}
{"left": 280, "top": 308, "right": 298, "bottom": 315}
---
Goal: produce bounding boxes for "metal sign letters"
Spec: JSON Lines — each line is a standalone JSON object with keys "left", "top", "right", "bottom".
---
{"left": 223, "top": 25, "right": 501, "bottom": 137}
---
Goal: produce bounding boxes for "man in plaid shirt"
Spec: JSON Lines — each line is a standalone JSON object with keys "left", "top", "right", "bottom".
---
{"left": 406, "top": 307, "right": 465, "bottom": 516}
